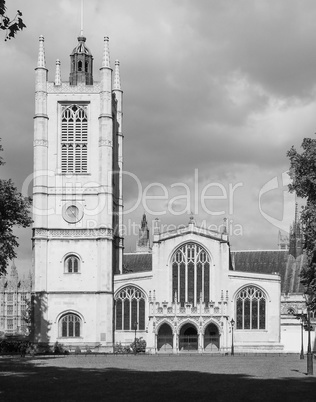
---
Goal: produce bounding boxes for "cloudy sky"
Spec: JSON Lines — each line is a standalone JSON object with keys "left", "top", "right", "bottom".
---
{"left": 1, "top": 0, "right": 315, "bottom": 274}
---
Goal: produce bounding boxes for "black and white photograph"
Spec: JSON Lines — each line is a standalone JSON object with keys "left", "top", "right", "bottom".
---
{"left": 1, "top": 1, "right": 316, "bottom": 400}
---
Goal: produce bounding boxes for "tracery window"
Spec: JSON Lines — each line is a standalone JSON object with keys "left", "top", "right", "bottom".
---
{"left": 115, "top": 287, "right": 146, "bottom": 331}
{"left": 60, "top": 313, "right": 81, "bottom": 337}
{"left": 7, "top": 305, "right": 13, "bottom": 316}
{"left": 7, "top": 293, "right": 13, "bottom": 302}
{"left": 7, "top": 319, "right": 13, "bottom": 331}
{"left": 61, "top": 104, "right": 88, "bottom": 173}
{"left": 236, "top": 286, "right": 266, "bottom": 330}
{"left": 65, "top": 255, "right": 80, "bottom": 273}
{"left": 171, "top": 242, "right": 211, "bottom": 307}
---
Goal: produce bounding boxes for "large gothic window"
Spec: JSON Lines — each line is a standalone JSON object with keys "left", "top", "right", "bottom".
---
{"left": 171, "top": 243, "right": 211, "bottom": 307}
{"left": 115, "top": 287, "right": 146, "bottom": 331}
{"left": 236, "top": 286, "right": 266, "bottom": 330}
{"left": 61, "top": 104, "right": 88, "bottom": 173}
{"left": 60, "top": 313, "right": 81, "bottom": 337}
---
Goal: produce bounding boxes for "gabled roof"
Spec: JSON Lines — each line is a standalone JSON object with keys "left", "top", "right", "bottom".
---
{"left": 231, "top": 250, "right": 305, "bottom": 293}
{"left": 155, "top": 223, "right": 228, "bottom": 244}
{"left": 121, "top": 248, "right": 305, "bottom": 294}
{"left": 122, "top": 253, "right": 152, "bottom": 274}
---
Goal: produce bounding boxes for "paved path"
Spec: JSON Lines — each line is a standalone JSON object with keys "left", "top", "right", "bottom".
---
{"left": 0, "top": 355, "right": 315, "bottom": 401}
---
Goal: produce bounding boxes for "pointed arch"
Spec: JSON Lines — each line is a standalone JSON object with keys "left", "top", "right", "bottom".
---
{"left": 170, "top": 242, "right": 211, "bottom": 307}
{"left": 155, "top": 319, "right": 175, "bottom": 334}
{"left": 157, "top": 322, "right": 173, "bottom": 352}
{"left": 61, "top": 104, "right": 88, "bottom": 174}
{"left": 177, "top": 319, "right": 199, "bottom": 335}
{"left": 114, "top": 285, "right": 146, "bottom": 331}
{"left": 56, "top": 310, "right": 85, "bottom": 339}
{"left": 235, "top": 285, "right": 267, "bottom": 330}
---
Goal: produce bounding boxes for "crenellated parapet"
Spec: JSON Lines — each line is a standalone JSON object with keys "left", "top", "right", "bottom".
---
{"left": 148, "top": 290, "right": 229, "bottom": 335}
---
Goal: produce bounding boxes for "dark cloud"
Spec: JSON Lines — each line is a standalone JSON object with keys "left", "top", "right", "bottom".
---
{"left": 1, "top": 0, "right": 315, "bottom": 271}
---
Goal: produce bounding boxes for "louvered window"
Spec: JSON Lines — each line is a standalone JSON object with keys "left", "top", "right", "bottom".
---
{"left": 61, "top": 104, "right": 88, "bottom": 173}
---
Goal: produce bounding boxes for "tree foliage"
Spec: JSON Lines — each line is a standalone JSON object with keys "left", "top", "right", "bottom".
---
{"left": 0, "top": 0, "right": 25, "bottom": 41}
{"left": 0, "top": 141, "right": 32, "bottom": 275}
{"left": 287, "top": 137, "right": 316, "bottom": 308}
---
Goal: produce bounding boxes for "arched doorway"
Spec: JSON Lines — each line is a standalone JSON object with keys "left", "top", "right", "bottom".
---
{"left": 204, "top": 323, "right": 220, "bottom": 352}
{"left": 179, "top": 323, "right": 198, "bottom": 351}
{"left": 157, "top": 323, "right": 173, "bottom": 352}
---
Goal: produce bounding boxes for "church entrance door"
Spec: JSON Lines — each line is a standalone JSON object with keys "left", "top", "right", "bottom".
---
{"left": 179, "top": 324, "right": 198, "bottom": 351}
{"left": 157, "top": 323, "right": 173, "bottom": 352}
{"left": 204, "top": 323, "right": 220, "bottom": 352}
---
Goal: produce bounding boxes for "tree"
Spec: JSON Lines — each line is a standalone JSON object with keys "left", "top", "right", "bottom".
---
{"left": 0, "top": 141, "right": 32, "bottom": 275}
{"left": 287, "top": 137, "right": 316, "bottom": 309}
{"left": 0, "top": 0, "right": 25, "bottom": 41}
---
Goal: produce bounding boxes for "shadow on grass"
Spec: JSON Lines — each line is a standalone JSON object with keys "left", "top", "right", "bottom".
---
{"left": 0, "top": 357, "right": 315, "bottom": 402}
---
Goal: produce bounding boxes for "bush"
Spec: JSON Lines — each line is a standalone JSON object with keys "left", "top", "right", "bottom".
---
{"left": 114, "top": 342, "right": 132, "bottom": 354}
{"left": 131, "top": 337, "right": 146, "bottom": 354}
{"left": 0, "top": 339, "right": 33, "bottom": 356}
{"left": 114, "top": 338, "right": 146, "bottom": 354}
{"left": 54, "top": 342, "right": 68, "bottom": 355}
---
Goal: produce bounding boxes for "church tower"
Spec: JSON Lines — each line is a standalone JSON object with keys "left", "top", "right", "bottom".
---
{"left": 32, "top": 33, "right": 123, "bottom": 350}
{"left": 136, "top": 214, "right": 151, "bottom": 253}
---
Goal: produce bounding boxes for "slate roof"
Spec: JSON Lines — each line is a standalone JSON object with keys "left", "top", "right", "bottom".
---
{"left": 121, "top": 250, "right": 305, "bottom": 294}
{"left": 231, "top": 250, "right": 305, "bottom": 294}
{"left": 122, "top": 253, "right": 152, "bottom": 274}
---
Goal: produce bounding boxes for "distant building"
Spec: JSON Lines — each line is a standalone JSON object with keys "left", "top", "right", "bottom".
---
{"left": 136, "top": 214, "right": 151, "bottom": 253}
{"left": 278, "top": 231, "right": 289, "bottom": 250}
{"left": 0, "top": 262, "right": 32, "bottom": 337}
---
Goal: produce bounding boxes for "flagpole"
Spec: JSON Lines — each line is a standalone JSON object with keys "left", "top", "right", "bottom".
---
{"left": 80, "top": 0, "right": 84, "bottom": 36}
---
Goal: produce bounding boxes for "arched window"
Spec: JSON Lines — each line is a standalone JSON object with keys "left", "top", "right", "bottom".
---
{"left": 115, "top": 287, "right": 146, "bottom": 331}
{"left": 236, "top": 286, "right": 266, "bottom": 330}
{"left": 65, "top": 255, "right": 80, "bottom": 273}
{"left": 61, "top": 104, "right": 88, "bottom": 174}
{"left": 60, "top": 313, "right": 81, "bottom": 337}
{"left": 171, "top": 242, "right": 210, "bottom": 307}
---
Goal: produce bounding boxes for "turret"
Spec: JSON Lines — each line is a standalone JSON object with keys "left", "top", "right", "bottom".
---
{"left": 54, "top": 59, "right": 61, "bottom": 86}
{"left": 113, "top": 58, "right": 124, "bottom": 268}
{"left": 136, "top": 214, "right": 151, "bottom": 253}
{"left": 33, "top": 36, "right": 49, "bottom": 229}
{"left": 69, "top": 36, "right": 93, "bottom": 85}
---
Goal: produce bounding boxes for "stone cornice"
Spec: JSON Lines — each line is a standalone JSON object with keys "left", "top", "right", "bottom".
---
{"left": 47, "top": 81, "right": 101, "bottom": 93}
{"left": 33, "top": 228, "right": 113, "bottom": 240}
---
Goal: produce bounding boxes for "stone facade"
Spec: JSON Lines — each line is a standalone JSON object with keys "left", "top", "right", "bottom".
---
{"left": 0, "top": 263, "right": 32, "bottom": 337}
{"left": 114, "top": 219, "right": 283, "bottom": 353}
{"left": 30, "top": 31, "right": 315, "bottom": 354}
{"left": 32, "top": 35, "right": 123, "bottom": 350}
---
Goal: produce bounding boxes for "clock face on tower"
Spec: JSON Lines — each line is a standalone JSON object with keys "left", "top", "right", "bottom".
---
{"left": 62, "top": 203, "right": 83, "bottom": 223}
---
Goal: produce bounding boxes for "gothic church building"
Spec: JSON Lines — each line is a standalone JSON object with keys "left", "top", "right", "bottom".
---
{"left": 32, "top": 33, "right": 301, "bottom": 353}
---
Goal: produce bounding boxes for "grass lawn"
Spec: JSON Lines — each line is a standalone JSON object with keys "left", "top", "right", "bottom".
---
{"left": 0, "top": 354, "right": 315, "bottom": 401}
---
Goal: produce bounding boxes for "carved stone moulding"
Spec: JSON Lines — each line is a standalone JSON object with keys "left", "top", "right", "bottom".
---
{"left": 99, "top": 139, "right": 113, "bottom": 147}
{"left": 34, "top": 228, "right": 113, "bottom": 239}
{"left": 47, "top": 82, "right": 101, "bottom": 93}
{"left": 33, "top": 139, "right": 48, "bottom": 147}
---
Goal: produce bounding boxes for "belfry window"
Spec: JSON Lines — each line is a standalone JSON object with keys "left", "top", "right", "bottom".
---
{"left": 60, "top": 313, "right": 81, "bottom": 337}
{"left": 65, "top": 255, "right": 80, "bottom": 273}
{"left": 61, "top": 104, "right": 88, "bottom": 174}
{"left": 171, "top": 242, "right": 211, "bottom": 307}
{"left": 236, "top": 286, "right": 266, "bottom": 330}
{"left": 115, "top": 287, "right": 146, "bottom": 331}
